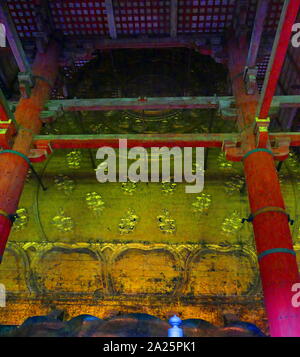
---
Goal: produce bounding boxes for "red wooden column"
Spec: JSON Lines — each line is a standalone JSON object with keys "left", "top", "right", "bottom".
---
{"left": 228, "top": 0, "right": 300, "bottom": 336}
{"left": 244, "top": 150, "right": 300, "bottom": 337}
{"left": 0, "top": 41, "right": 59, "bottom": 262}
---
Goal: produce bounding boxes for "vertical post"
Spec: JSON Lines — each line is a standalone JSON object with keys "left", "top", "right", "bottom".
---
{"left": 228, "top": 0, "right": 300, "bottom": 337}
{"left": 0, "top": 1, "right": 30, "bottom": 73}
{"left": 257, "top": 0, "right": 300, "bottom": 119}
{"left": 246, "top": 0, "right": 269, "bottom": 67}
{"left": 243, "top": 150, "right": 300, "bottom": 337}
{"left": 105, "top": 0, "right": 117, "bottom": 39}
{"left": 0, "top": 41, "right": 59, "bottom": 262}
{"left": 170, "top": 0, "right": 178, "bottom": 38}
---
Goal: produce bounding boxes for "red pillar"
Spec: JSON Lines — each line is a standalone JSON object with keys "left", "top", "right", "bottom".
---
{"left": 246, "top": 0, "right": 300, "bottom": 336}
{"left": 0, "top": 41, "right": 59, "bottom": 261}
{"left": 244, "top": 150, "right": 300, "bottom": 337}
{"left": 228, "top": 0, "right": 300, "bottom": 335}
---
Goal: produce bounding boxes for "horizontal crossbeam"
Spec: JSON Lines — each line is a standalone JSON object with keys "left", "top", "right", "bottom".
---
{"left": 269, "top": 133, "right": 300, "bottom": 147}
{"left": 92, "top": 35, "right": 215, "bottom": 50}
{"left": 45, "top": 96, "right": 229, "bottom": 111}
{"left": 33, "top": 133, "right": 238, "bottom": 149}
{"left": 9, "top": 95, "right": 300, "bottom": 115}
{"left": 32, "top": 132, "right": 300, "bottom": 150}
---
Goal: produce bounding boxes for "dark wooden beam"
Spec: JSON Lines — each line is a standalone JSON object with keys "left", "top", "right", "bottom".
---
{"left": 33, "top": 133, "right": 238, "bottom": 149}
{"left": 105, "top": 0, "right": 117, "bottom": 40}
{"left": 35, "top": 95, "right": 300, "bottom": 114}
{"left": 247, "top": 0, "right": 269, "bottom": 67}
{"left": 170, "top": 0, "right": 178, "bottom": 38}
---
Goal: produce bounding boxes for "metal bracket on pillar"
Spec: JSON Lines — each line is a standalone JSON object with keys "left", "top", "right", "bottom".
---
{"left": 223, "top": 140, "right": 243, "bottom": 162}
{"left": 18, "top": 71, "right": 35, "bottom": 99}
{"left": 271, "top": 135, "right": 290, "bottom": 161}
{"left": 255, "top": 117, "right": 270, "bottom": 148}
{"left": 29, "top": 141, "right": 53, "bottom": 163}
{"left": 243, "top": 66, "right": 258, "bottom": 95}
{"left": 223, "top": 129, "right": 290, "bottom": 162}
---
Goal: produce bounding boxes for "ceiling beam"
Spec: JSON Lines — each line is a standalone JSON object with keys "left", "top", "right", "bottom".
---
{"left": 43, "top": 96, "right": 229, "bottom": 111}
{"left": 8, "top": 95, "right": 297, "bottom": 114}
{"left": 246, "top": 0, "right": 269, "bottom": 67}
{"left": 60, "top": 34, "right": 220, "bottom": 65}
{"left": 92, "top": 35, "right": 213, "bottom": 51}
{"left": 105, "top": 0, "right": 117, "bottom": 39}
{"left": 33, "top": 133, "right": 238, "bottom": 149}
{"left": 170, "top": 0, "right": 178, "bottom": 38}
